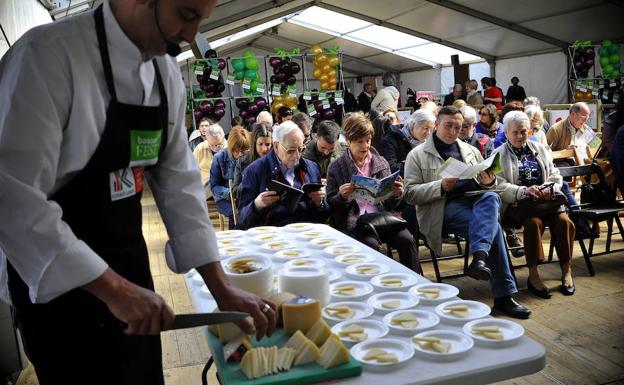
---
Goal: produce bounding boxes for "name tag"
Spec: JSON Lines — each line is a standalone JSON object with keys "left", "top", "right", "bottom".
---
{"left": 109, "top": 166, "right": 144, "bottom": 201}
{"left": 129, "top": 130, "right": 162, "bottom": 167}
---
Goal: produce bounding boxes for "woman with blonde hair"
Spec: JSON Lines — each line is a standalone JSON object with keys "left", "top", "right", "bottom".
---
{"left": 210, "top": 126, "right": 251, "bottom": 228}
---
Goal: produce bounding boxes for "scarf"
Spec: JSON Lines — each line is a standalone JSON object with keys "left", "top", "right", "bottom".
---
{"left": 401, "top": 124, "right": 423, "bottom": 149}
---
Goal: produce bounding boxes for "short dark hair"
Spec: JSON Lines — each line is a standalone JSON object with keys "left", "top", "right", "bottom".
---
{"left": 249, "top": 122, "right": 272, "bottom": 162}
{"left": 291, "top": 112, "right": 311, "bottom": 131}
{"left": 316, "top": 120, "right": 340, "bottom": 144}
{"left": 481, "top": 77, "right": 492, "bottom": 87}
{"left": 501, "top": 101, "right": 524, "bottom": 121}
{"left": 278, "top": 106, "right": 293, "bottom": 117}
{"left": 231, "top": 115, "right": 243, "bottom": 128}
{"left": 437, "top": 106, "right": 462, "bottom": 121}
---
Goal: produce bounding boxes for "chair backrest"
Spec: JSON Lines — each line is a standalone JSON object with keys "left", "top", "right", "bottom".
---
{"left": 228, "top": 179, "right": 238, "bottom": 226}
{"left": 557, "top": 164, "right": 599, "bottom": 179}
{"left": 551, "top": 148, "right": 583, "bottom": 166}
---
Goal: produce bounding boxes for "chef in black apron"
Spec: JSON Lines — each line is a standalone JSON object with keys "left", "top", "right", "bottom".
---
{"left": 1, "top": 1, "right": 276, "bottom": 384}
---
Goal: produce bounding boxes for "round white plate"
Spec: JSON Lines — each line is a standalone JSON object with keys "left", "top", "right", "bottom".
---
{"left": 216, "top": 230, "right": 245, "bottom": 238}
{"left": 218, "top": 246, "right": 247, "bottom": 258}
{"left": 350, "top": 338, "right": 414, "bottom": 371}
{"left": 345, "top": 263, "right": 389, "bottom": 280}
{"left": 463, "top": 319, "right": 524, "bottom": 347}
{"left": 408, "top": 283, "right": 459, "bottom": 304}
{"left": 260, "top": 241, "right": 294, "bottom": 252}
{"left": 247, "top": 226, "right": 279, "bottom": 235}
{"left": 330, "top": 281, "right": 374, "bottom": 300}
{"left": 331, "top": 319, "right": 389, "bottom": 346}
{"left": 327, "top": 269, "right": 342, "bottom": 282}
{"left": 191, "top": 272, "right": 204, "bottom": 286}
{"left": 367, "top": 292, "right": 419, "bottom": 314}
{"left": 273, "top": 249, "right": 309, "bottom": 262}
{"left": 370, "top": 273, "right": 420, "bottom": 291}
{"left": 411, "top": 330, "right": 474, "bottom": 360}
{"left": 322, "top": 301, "right": 375, "bottom": 325}
{"left": 297, "top": 231, "right": 326, "bottom": 240}
{"left": 309, "top": 237, "right": 342, "bottom": 248}
{"left": 334, "top": 253, "right": 375, "bottom": 267}
{"left": 199, "top": 284, "right": 212, "bottom": 298}
{"left": 283, "top": 223, "right": 318, "bottom": 232}
{"left": 216, "top": 238, "right": 243, "bottom": 248}
{"left": 285, "top": 258, "right": 325, "bottom": 269}
{"left": 324, "top": 244, "right": 360, "bottom": 256}
{"left": 383, "top": 310, "right": 440, "bottom": 335}
{"left": 252, "top": 234, "right": 285, "bottom": 243}
{"left": 435, "top": 300, "right": 491, "bottom": 324}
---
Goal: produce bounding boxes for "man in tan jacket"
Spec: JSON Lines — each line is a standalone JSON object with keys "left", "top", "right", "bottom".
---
{"left": 546, "top": 102, "right": 591, "bottom": 152}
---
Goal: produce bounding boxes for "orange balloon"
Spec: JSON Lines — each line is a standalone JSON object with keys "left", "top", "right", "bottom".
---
{"left": 310, "top": 44, "right": 323, "bottom": 55}
{"left": 328, "top": 55, "right": 340, "bottom": 67}
{"left": 286, "top": 96, "right": 298, "bottom": 107}
{"left": 316, "top": 54, "right": 328, "bottom": 65}
{"left": 319, "top": 74, "right": 329, "bottom": 82}
{"left": 313, "top": 68, "right": 323, "bottom": 78}
{"left": 272, "top": 95, "right": 283, "bottom": 103}
{"left": 272, "top": 101, "right": 284, "bottom": 114}
{"left": 322, "top": 64, "right": 332, "bottom": 72}
{"left": 327, "top": 69, "right": 337, "bottom": 79}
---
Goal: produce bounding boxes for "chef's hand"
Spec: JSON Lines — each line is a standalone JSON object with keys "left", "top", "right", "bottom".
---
{"left": 441, "top": 177, "right": 458, "bottom": 192}
{"left": 83, "top": 268, "right": 175, "bottom": 335}
{"left": 307, "top": 189, "right": 325, "bottom": 207}
{"left": 197, "top": 262, "right": 277, "bottom": 341}
{"left": 254, "top": 190, "right": 279, "bottom": 209}
{"left": 339, "top": 182, "right": 355, "bottom": 200}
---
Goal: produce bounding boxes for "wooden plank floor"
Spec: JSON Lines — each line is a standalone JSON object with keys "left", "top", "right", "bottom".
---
{"left": 16, "top": 189, "right": 624, "bottom": 385}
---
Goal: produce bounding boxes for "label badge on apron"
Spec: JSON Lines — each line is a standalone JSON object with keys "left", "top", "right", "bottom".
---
{"left": 109, "top": 166, "right": 144, "bottom": 201}
{"left": 129, "top": 130, "right": 162, "bottom": 167}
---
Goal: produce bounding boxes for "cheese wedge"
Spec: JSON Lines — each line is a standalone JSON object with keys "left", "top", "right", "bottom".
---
{"left": 283, "top": 250, "right": 300, "bottom": 257}
{"left": 449, "top": 309, "right": 469, "bottom": 317}
{"left": 362, "top": 348, "right": 387, "bottom": 361}
{"left": 282, "top": 297, "right": 321, "bottom": 335}
{"left": 362, "top": 348, "right": 398, "bottom": 364}
{"left": 348, "top": 332, "right": 368, "bottom": 341}
{"left": 335, "top": 310, "right": 356, "bottom": 319}
{"left": 400, "top": 320, "right": 419, "bottom": 329}
{"left": 482, "top": 332, "right": 504, "bottom": 340}
{"left": 241, "top": 345, "right": 292, "bottom": 379}
{"left": 417, "top": 288, "right": 441, "bottom": 299}
{"left": 338, "top": 324, "right": 364, "bottom": 337}
{"left": 390, "top": 312, "right": 417, "bottom": 324}
{"left": 432, "top": 342, "right": 451, "bottom": 353}
{"left": 305, "top": 319, "right": 332, "bottom": 346}
{"left": 317, "top": 334, "right": 349, "bottom": 369}
{"left": 293, "top": 340, "right": 321, "bottom": 366}
{"left": 471, "top": 326, "right": 501, "bottom": 333}
{"left": 381, "top": 300, "right": 401, "bottom": 309}
{"left": 376, "top": 353, "right": 399, "bottom": 363}
{"left": 443, "top": 305, "right": 469, "bottom": 311}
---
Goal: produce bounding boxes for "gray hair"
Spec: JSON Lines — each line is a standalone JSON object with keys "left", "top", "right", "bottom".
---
{"left": 523, "top": 96, "right": 540, "bottom": 107}
{"left": 273, "top": 121, "right": 302, "bottom": 143}
{"left": 407, "top": 109, "right": 436, "bottom": 130}
{"left": 206, "top": 123, "right": 225, "bottom": 137}
{"left": 256, "top": 110, "right": 273, "bottom": 126}
{"left": 503, "top": 110, "right": 530, "bottom": 131}
{"left": 459, "top": 105, "right": 478, "bottom": 125}
{"left": 382, "top": 72, "right": 396, "bottom": 87}
{"left": 524, "top": 105, "right": 543, "bottom": 130}
{"left": 291, "top": 112, "right": 311, "bottom": 131}
{"left": 570, "top": 102, "right": 589, "bottom": 114}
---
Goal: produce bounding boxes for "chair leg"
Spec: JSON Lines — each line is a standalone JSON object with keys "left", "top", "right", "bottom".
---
{"left": 605, "top": 217, "right": 614, "bottom": 253}
{"left": 202, "top": 357, "right": 214, "bottom": 385}
{"left": 454, "top": 235, "right": 463, "bottom": 255}
{"left": 577, "top": 238, "right": 595, "bottom": 276}
{"left": 616, "top": 216, "right": 624, "bottom": 242}
{"left": 548, "top": 239, "right": 555, "bottom": 261}
{"left": 429, "top": 247, "right": 442, "bottom": 283}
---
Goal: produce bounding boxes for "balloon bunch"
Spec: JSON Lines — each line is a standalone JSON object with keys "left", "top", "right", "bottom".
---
{"left": 230, "top": 50, "right": 263, "bottom": 96}
{"left": 598, "top": 40, "right": 621, "bottom": 79}
{"left": 307, "top": 92, "right": 338, "bottom": 123}
{"left": 270, "top": 94, "right": 298, "bottom": 116}
{"left": 193, "top": 98, "right": 227, "bottom": 124}
{"left": 571, "top": 41, "right": 595, "bottom": 79}
{"left": 268, "top": 49, "right": 301, "bottom": 91}
{"left": 310, "top": 44, "right": 340, "bottom": 91}
{"left": 236, "top": 97, "right": 269, "bottom": 127}
{"left": 196, "top": 49, "right": 226, "bottom": 98}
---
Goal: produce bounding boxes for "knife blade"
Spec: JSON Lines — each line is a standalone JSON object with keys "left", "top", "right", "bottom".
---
{"left": 170, "top": 311, "right": 249, "bottom": 330}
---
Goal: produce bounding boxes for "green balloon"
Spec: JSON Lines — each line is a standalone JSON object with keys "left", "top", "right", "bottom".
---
{"left": 609, "top": 44, "right": 620, "bottom": 54}
{"left": 234, "top": 70, "right": 245, "bottom": 80}
{"left": 232, "top": 58, "right": 245, "bottom": 71}
{"left": 602, "top": 39, "right": 613, "bottom": 47}
{"left": 245, "top": 58, "right": 259, "bottom": 70}
{"left": 610, "top": 53, "right": 620, "bottom": 64}
{"left": 249, "top": 79, "right": 258, "bottom": 91}
{"left": 244, "top": 69, "right": 258, "bottom": 80}
{"left": 614, "top": 62, "right": 621, "bottom": 69}
{"left": 603, "top": 64, "right": 614, "bottom": 74}
{"left": 242, "top": 50, "right": 254, "bottom": 58}
{"left": 600, "top": 56, "right": 610, "bottom": 66}
{"left": 599, "top": 47, "right": 609, "bottom": 56}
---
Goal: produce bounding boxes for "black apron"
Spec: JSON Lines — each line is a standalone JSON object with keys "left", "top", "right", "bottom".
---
{"left": 8, "top": 6, "right": 168, "bottom": 385}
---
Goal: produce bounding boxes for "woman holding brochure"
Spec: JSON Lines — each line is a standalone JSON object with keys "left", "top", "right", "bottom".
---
{"left": 326, "top": 113, "right": 421, "bottom": 272}
{"left": 495, "top": 111, "right": 576, "bottom": 298}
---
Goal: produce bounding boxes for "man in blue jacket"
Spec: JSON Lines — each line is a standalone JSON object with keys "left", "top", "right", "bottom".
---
{"left": 238, "top": 121, "right": 330, "bottom": 228}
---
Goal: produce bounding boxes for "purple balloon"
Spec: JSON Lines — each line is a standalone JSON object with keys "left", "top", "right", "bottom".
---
{"left": 276, "top": 72, "right": 287, "bottom": 83}
{"left": 273, "top": 66, "right": 281, "bottom": 75}
{"left": 286, "top": 75, "right": 297, "bottom": 85}
{"left": 574, "top": 61, "right": 583, "bottom": 70}
{"left": 199, "top": 100, "right": 213, "bottom": 114}
{"left": 584, "top": 59, "right": 594, "bottom": 68}
{"left": 255, "top": 98, "right": 267, "bottom": 109}
{"left": 280, "top": 62, "right": 292, "bottom": 75}
{"left": 248, "top": 103, "right": 259, "bottom": 114}
{"left": 584, "top": 47, "right": 594, "bottom": 57}
{"left": 235, "top": 98, "right": 248, "bottom": 109}
{"left": 239, "top": 109, "right": 248, "bottom": 118}
{"left": 289, "top": 62, "right": 301, "bottom": 75}
{"left": 212, "top": 107, "right": 225, "bottom": 120}
{"left": 193, "top": 110, "right": 203, "bottom": 120}
{"left": 245, "top": 116, "right": 257, "bottom": 126}
{"left": 269, "top": 57, "right": 282, "bottom": 68}
{"left": 217, "top": 58, "right": 226, "bottom": 70}
{"left": 314, "top": 101, "right": 324, "bottom": 113}
{"left": 322, "top": 109, "right": 335, "bottom": 120}
{"left": 270, "top": 75, "right": 277, "bottom": 84}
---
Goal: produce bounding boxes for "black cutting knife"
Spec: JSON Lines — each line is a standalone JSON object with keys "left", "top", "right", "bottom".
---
{"left": 170, "top": 311, "right": 249, "bottom": 330}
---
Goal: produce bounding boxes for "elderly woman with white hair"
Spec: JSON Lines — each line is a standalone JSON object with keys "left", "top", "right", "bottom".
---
{"left": 524, "top": 105, "right": 548, "bottom": 146}
{"left": 237, "top": 121, "right": 329, "bottom": 228}
{"left": 495, "top": 111, "right": 576, "bottom": 299}
{"left": 371, "top": 72, "right": 400, "bottom": 112}
{"left": 380, "top": 108, "right": 435, "bottom": 176}
{"left": 459, "top": 105, "right": 493, "bottom": 159}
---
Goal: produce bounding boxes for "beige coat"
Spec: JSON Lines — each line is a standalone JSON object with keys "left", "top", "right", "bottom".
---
{"left": 192, "top": 139, "right": 227, "bottom": 199}
{"left": 545, "top": 117, "right": 589, "bottom": 152}
{"left": 371, "top": 86, "right": 400, "bottom": 112}
{"left": 403, "top": 135, "right": 494, "bottom": 254}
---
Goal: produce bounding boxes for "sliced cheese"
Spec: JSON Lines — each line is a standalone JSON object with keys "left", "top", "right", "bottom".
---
{"left": 381, "top": 300, "right": 401, "bottom": 309}
{"left": 391, "top": 312, "right": 417, "bottom": 324}
{"left": 317, "top": 334, "right": 349, "bottom": 369}
{"left": 471, "top": 326, "right": 501, "bottom": 333}
{"left": 400, "top": 320, "right": 419, "bottom": 329}
{"left": 432, "top": 342, "right": 451, "bottom": 353}
{"left": 443, "top": 305, "right": 469, "bottom": 311}
{"left": 338, "top": 324, "right": 364, "bottom": 337}
{"left": 376, "top": 353, "right": 399, "bottom": 363}
{"left": 348, "top": 332, "right": 368, "bottom": 341}
{"left": 363, "top": 348, "right": 387, "bottom": 361}
{"left": 482, "top": 332, "right": 504, "bottom": 340}
{"left": 305, "top": 319, "right": 332, "bottom": 346}
{"left": 293, "top": 339, "right": 321, "bottom": 366}
{"left": 282, "top": 297, "right": 321, "bottom": 335}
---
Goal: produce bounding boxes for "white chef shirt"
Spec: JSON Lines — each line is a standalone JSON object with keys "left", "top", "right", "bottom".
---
{"left": 0, "top": 0, "right": 218, "bottom": 304}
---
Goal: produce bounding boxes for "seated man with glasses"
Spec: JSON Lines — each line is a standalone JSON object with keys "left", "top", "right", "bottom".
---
{"left": 192, "top": 122, "right": 227, "bottom": 199}
{"left": 238, "top": 121, "right": 330, "bottom": 228}
{"left": 546, "top": 102, "right": 593, "bottom": 160}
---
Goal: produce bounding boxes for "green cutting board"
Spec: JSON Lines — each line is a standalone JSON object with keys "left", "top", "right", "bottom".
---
{"left": 206, "top": 329, "right": 362, "bottom": 385}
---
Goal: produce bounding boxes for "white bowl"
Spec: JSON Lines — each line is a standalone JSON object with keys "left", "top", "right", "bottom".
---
{"left": 247, "top": 226, "right": 279, "bottom": 234}
{"left": 278, "top": 266, "right": 330, "bottom": 305}
{"left": 324, "top": 244, "right": 360, "bottom": 256}
{"left": 322, "top": 301, "right": 375, "bottom": 325}
{"left": 383, "top": 310, "right": 440, "bottom": 335}
{"left": 327, "top": 269, "right": 342, "bottom": 282}
{"left": 273, "top": 249, "right": 310, "bottom": 262}
{"left": 370, "top": 273, "right": 421, "bottom": 291}
{"left": 297, "top": 231, "right": 326, "bottom": 240}
{"left": 283, "top": 223, "right": 318, "bottom": 232}
{"left": 463, "top": 318, "right": 524, "bottom": 347}
{"left": 223, "top": 255, "right": 273, "bottom": 298}
{"left": 345, "top": 263, "right": 389, "bottom": 280}
{"left": 309, "top": 237, "right": 342, "bottom": 248}
{"left": 218, "top": 246, "right": 247, "bottom": 258}
{"left": 216, "top": 229, "right": 245, "bottom": 238}
{"left": 260, "top": 241, "right": 294, "bottom": 252}
{"left": 251, "top": 234, "right": 285, "bottom": 243}
{"left": 334, "top": 253, "right": 375, "bottom": 267}
{"left": 367, "top": 292, "right": 419, "bottom": 314}
{"left": 350, "top": 338, "right": 414, "bottom": 371}
{"left": 216, "top": 238, "right": 243, "bottom": 248}
{"left": 408, "top": 283, "right": 459, "bottom": 304}
{"left": 435, "top": 300, "right": 491, "bottom": 325}
{"left": 411, "top": 330, "right": 474, "bottom": 360}
{"left": 330, "top": 281, "right": 374, "bottom": 300}
{"left": 331, "top": 319, "right": 389, "bottom": 347}
{"left": 285, "top": 258, "right": 325, "bottom": 269}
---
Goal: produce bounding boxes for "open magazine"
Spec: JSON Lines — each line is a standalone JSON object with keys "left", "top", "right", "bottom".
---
{"left": 435, "top": 152, "right": 503, "bottom": 180}
{"left": 267, "top": 180, "right": 325, "bottom": 213}
{"left": 351, "top": 170, "right": 400, "bottom": 204}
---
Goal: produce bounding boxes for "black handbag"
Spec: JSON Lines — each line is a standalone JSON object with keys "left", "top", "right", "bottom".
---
{"left": 355, "top": 211, "right": 407, "bottom": 243}
{"left": 505, "top": 183, "right": 567, "bottom": 225}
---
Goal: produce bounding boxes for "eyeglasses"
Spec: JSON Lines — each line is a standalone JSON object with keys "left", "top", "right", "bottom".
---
{"left": 284, "top": 146, "right": 306, "bottom": 155}
{"left": 209, "top": 143, "right": 225, "bottom": 151}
